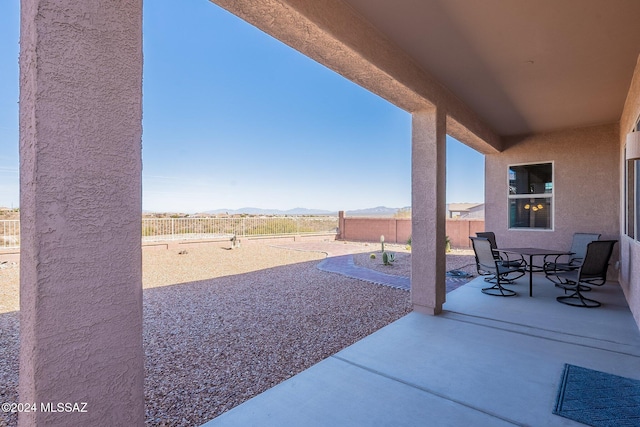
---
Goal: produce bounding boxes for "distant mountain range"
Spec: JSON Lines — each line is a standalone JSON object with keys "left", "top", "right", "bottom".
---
{"left": 201, "top": 206, "right": 408, "bottom": 217}
{"left": 346, "top": 206, "right": 407, "bottom": 217}
{"left": 204, "top": 207, "right": 334, "bottom": 216}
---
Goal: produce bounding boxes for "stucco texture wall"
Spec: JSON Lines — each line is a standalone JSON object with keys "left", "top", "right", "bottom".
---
{"left": 340, "top": 218, "right": 411, "bottom": 244}
{"left": 446, "top": 219, "right": 485, "bottom": 248}
{"left": 339, "top": 218, "right": 482, "bottom": 248}
{"left": 619, "top": 55, "right": 640, "bottom": 328}
{"left": 485, "top": 124, "right": 620, "bottom": 253}
{"left": 19, "top": 0, "right": 144, "bottom": 425}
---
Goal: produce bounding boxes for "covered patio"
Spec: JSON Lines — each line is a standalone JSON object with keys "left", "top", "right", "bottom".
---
{"left": 205, "top": 275, "right": 640, "bottom": 426}
{"left": 16, "top": 0, "right": 640, "bottom": 425}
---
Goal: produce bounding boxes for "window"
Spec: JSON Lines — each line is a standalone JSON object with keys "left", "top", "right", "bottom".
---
{"left": 625, "top": 117, "right": 640, "bottom": 241}
{"left": 626, "top": 119, "right": 640, "bottom": 240}
{"left": 508, "top": 162, "right": 553, "bottom": 230}
{"left": 626, "top": 158, "right": 636, "bottom": 239}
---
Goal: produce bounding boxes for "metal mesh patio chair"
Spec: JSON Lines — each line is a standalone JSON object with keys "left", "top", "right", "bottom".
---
{"left": 475, "top": 231, "right": 525, "bottom": 281}
{"left": 544, "top": 232, "right": 600, "bottom": 287}
{"left": 470, "top": 237, "right": 524, "bottom": 297}
{"left": 555, "top": 240, "right": 617, "bottom": 308}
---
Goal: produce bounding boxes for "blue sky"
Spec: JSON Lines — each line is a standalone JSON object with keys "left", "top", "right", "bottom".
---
{"left": 0, "top": 0, "right": 484, "bottom": 213}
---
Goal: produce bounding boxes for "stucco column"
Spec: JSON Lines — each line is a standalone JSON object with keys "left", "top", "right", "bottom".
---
{"left": 411, "top": 108, "right": 447, "bottom": 315}
{"left": 19, "top": 1, "right": 144, "bottom": 426}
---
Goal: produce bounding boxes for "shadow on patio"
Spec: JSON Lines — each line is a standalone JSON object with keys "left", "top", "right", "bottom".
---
{"left": 203, "top": 274, "right": 640, "bottom": 426}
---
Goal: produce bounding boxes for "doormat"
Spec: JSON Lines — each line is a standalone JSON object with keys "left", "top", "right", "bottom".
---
{"left": 553, "top": 364, "right": 640, "bottom": 426}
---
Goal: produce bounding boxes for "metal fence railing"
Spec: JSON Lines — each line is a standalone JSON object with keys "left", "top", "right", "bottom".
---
{"left": 141, "top": 216, "right": 339, "bottom": 242}
{"left": 0, "top": 220, "right": 20, "bottom": 249}
{"left": 0, "top": 217, "right": 339, "bottom": 248}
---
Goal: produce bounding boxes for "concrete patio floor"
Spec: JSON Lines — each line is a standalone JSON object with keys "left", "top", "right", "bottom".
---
{"left": 202, "top": 274, "right": 640, "bottom": 427}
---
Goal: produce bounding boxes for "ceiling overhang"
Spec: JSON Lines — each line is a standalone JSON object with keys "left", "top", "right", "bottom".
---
{"left": 211, "top": 0, "right": 640, "bottom": 149}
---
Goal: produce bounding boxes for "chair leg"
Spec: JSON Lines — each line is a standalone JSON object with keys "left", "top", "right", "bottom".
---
{"left": 484, "top": 273, "right": 520, "bottom": 285}
{"left": 548, "top": 274, "right": 592, "bottom": 292}
{"left": 557, "top": 282, "right": 592, "bottom": 292}
{"left": 545, "top": 272, "right": 565, "bottom": 286}
{"left": 482, "top": 277, "right": 517, "bottom": 297}
{"left": 556, "top": 287, "right": 601, "bottom": 308}
{"left": 503, "top": 269, "right": 524, "bottom": 281}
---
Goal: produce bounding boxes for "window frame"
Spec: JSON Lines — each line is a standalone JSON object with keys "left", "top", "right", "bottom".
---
{"left": 636, "top": 160, "right": 640, "bottom": 240}
{"left": 626, "top": 116, "right": 640, "bottom": 241}
{"left": 507, "top": 161, "right": 554, "bottom": 231}
{"left": 626, "top": 156, "right": 636, "bottom": 239}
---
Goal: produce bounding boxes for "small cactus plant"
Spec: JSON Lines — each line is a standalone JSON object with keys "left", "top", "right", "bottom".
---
{"left": 382, "top": 251, "right": 396, "bottom": 265}
{"left": 370, "top": 253, "right": 376, "bottom": 259}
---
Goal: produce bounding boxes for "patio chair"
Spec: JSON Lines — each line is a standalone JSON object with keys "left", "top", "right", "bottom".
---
{"left": 544, "top": 232, "right": 600, "bottom": 287}
{"left": 475, "top": 231, "right": 525, "bottom": 281}
{"left": 470, "top": 237, "right": 524, "bottom": 297}
{"left": 555, "top": 240, "right": 617, "bottom": 308}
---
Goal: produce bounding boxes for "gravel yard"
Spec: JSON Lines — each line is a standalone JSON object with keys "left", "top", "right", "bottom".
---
{"left": 352, "top": 247, "right": 477, "bottom": 278}
{"left": 0, "top": 242, "right": 475, "bottom": 426}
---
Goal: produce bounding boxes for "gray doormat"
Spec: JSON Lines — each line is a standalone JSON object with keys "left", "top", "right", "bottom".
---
{"left": 553, "top": 364, "right": 640, "bottom": 426}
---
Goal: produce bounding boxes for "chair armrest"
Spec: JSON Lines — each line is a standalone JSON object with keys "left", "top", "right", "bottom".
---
{"left": 499, "top": 252, "right": 526, "bottom": 268}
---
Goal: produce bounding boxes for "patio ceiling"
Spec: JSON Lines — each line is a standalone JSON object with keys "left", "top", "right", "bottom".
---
{"left": 343, "top": 0, "right": 640, "bottom": 136}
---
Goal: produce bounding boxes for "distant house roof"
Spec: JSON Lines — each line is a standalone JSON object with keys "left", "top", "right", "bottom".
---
{"left": 447, "top": 203, "right": 484, "bottom": 219}
{"left": 447, "top": 203, "right": 483, "bottom": 213}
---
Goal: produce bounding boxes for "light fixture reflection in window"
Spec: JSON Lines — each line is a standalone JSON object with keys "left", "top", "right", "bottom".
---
{"left": 523, "top": 203, "right": 544, "bottom": 211}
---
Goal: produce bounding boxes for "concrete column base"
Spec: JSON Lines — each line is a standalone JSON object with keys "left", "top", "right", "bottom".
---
{"left": 413, "top": 303, "right": 443, "bottom": 316}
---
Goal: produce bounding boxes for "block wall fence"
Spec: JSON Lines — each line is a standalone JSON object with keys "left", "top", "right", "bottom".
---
{"left": 337, "top": 211, "right": 484, "bottom": 248}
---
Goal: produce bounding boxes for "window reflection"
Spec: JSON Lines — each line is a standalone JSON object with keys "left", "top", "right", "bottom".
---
{"left": 508, "top": 163, "right": 553, "bottom": 230}
{"left": 509, "top": 198, "right": 552, "bottom": 229}
{"left": 508, "top": 163, "right": 552, "bottom": 195}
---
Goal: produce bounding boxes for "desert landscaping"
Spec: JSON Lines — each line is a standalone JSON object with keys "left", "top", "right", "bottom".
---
{"left": 0, "top": 241, "right": 475, "bottom": 426}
